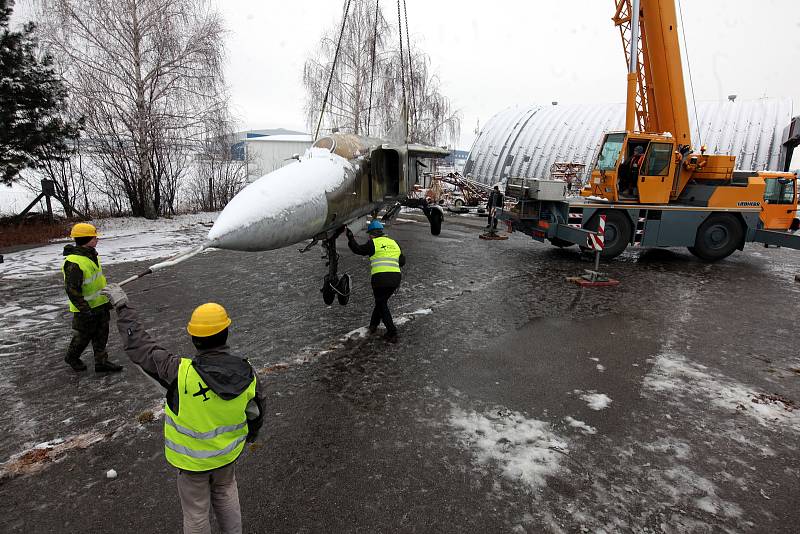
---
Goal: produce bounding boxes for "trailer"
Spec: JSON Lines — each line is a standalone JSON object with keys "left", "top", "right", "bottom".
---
{"left": 503, "top": 177, "right": 800, "bottom": 260}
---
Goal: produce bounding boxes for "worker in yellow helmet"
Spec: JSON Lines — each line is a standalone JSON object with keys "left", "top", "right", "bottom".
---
{"left": 100, "top": 282, "right": 264, "bottom": 534}
{"left": 62, "top": 223, "right": 122, "bottom": 372}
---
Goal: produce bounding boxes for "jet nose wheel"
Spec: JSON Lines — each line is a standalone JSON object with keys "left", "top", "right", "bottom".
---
{"left": 336, "top": 274, "right": 351, "bottom": 305}
{"left": 321, "top": 273, "right": 351, "bottom": 305}
{"left": 321, "top": 275, "right": 336, "bottom": 305}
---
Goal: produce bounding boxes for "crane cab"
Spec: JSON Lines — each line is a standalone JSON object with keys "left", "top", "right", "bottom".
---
{"left": 581, "top": 132, "right": 800, "bottom": 232}
{"left": 582, "top": 132, "right": 677, "bottom": 204}
{"left": 761, "top": 173, "right": 799, "bottom": 230}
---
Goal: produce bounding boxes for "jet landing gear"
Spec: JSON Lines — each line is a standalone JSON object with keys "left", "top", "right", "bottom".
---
{"left": 320, "top": 231, "right": 351, "bottom": 306}
{"left": 402, "top": 198, "right": 443, "bottom": 236}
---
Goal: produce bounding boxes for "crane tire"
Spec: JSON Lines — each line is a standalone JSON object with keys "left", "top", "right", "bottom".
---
{"left": 585, "top": 210, "right": 631, "bottom": 259}
{"left": 689, "top": 213, "right": 743, "bottom": 261}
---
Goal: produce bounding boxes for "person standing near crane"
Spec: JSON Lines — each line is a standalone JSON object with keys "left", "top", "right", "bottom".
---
{"left": 621, "top": 145, "right": 645, "bottom": 197}
{"left": 486, "top": 185, "right": 505, "bottom": 231}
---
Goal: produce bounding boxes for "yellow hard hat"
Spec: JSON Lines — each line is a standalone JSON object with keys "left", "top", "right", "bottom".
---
{"left": 187, "top": 303, "right": 232, "bottom": 337}
{"left": 70, "top": 223, "right": 98, "bottom": 238}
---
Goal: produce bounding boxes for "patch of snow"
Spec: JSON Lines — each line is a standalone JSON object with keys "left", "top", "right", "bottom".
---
{"left": 580, "top": 392, "right": 613, "bottom": 411}
{"left": 1, "top": 431, "right": 106, "bottom": 479}
{"left": 449, "top": 407, "right": 567, "bottom": 489}
{"left": 596, "top": 364, "right": 606, "bottom": 372}
{"left": 642, "top": 437, "right": 691, "bottom": 460}
{"left": 341, "top": 326, "right": 370, "bottom": 341}
{"left": 0, "top": 212, "right": 216, "bottom": 280}
{"left": 564, "top": 416, "right": 597, "bottom": 435}
{"left": 643, "top": 352, "right": 800, "bottom": 432}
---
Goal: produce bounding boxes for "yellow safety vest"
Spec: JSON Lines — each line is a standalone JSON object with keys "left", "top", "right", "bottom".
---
{"left": 164, "top": 358, "right": 256, "bottom": 472}
{"left": 62, "top": 254, "right": 109, "bottom": 312}
{"left": 370, "top": 236, "right": 402, "bottom": 275}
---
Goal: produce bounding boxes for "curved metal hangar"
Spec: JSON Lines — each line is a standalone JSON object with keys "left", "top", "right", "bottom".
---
{"left": 464, "top": 98, "right": 794, "bottom": 185}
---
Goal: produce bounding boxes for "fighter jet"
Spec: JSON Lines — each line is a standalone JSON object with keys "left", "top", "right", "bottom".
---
{"left": 207, "top": 131, "right": 449, "bottom": 305}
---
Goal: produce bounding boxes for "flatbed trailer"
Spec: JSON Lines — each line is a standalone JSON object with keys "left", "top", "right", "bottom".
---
{"left": 501, "top": 184, "right": 800, "bottom": 261}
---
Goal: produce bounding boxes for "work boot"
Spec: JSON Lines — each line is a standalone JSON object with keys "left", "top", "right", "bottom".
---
{"left": 95, "top": 360, "right": 123, "bottom": 373}
{"left": 384, "top": 331, "right": 399, "bottom": 344}
{"left": 65, "top": 356, "right": 87, "bottom": 372}
{"left": 368, "top": 326, "right": 378, "bottom": 335}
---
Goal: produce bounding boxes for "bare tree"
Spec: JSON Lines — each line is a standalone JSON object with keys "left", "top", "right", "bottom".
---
{"left": 34, "top": 140, "right": 90, "bottom": 217}
{"left": 34, "top": 0, "right": 228, "bottom": 218}
{"left": 188, "top": 110, "right": 249, "bottom": 212}
{"left": 303, "top": 0, "right": 459, "bottom": 145}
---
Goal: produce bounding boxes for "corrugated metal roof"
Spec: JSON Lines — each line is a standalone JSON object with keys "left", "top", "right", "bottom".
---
{"left": 246, "top": 134, "right": 313, "bottom": 143}
{"left": 464, "top": 99, "right": 794, "bottom": 184}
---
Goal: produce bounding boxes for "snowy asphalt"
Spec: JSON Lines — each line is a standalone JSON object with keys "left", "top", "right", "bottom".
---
{"left": 1, "top": 213, "right": 799, "bottom": 533}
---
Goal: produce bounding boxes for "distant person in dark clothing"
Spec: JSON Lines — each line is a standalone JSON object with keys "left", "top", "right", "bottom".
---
{"left": 62, "top": 223, "right": 123, "bottom": 373}
{"left": 486, "top": 185, "right": 504, "bottom": 230}
{"left": 345, "top": 220, "right": 406, "bottom": 343}
{"left": 622, "top": 145, "right": 645, "bottom": 197}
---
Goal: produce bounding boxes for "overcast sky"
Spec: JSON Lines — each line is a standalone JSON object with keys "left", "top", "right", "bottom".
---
{"left": 218, "top": 0, "right": 800, "bottom": 150}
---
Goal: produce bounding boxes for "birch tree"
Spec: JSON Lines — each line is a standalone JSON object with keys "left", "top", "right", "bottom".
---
{"left": 303, "top": 0, "right": 459, "bottom": 146}
{"left": 189, "top": 110, "right": 249, "bottom": 212}
{"left": 35, "top": 0, "right": 228, "bottom": 218}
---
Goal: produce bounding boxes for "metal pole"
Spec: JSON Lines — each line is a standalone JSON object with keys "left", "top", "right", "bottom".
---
{"left": 594, "top": 250, "right": 601, "bottom": 272}
{"left": 625, "top": 0, "right": 641, "bottom": 132}
{"left": 45, "top": 194, "right": 53, "bottom": 224}
{"left": 629, "top": 0, "right": 640, "bottom": 75}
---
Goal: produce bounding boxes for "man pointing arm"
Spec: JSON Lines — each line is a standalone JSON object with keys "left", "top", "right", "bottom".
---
{"left": 101, "top": 283, "right": 264, "bottom": 534}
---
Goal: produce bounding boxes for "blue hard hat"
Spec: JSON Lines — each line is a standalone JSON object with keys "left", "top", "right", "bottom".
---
{"left": 367, "top": 220, "right": 384, "bottom": 231}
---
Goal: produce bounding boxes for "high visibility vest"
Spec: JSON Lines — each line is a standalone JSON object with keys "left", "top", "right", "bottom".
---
{"left": 62, "top": 254, "right": 109, "bottom": 312}
{"left": 370, "top": 236, "right": 402, "bottom": 275}
{"left": 164, "top": 358, "right": 256, "bottom": 472}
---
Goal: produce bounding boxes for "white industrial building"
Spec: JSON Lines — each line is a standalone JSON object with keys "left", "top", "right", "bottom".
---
{"left": 244, "top": 134, "right": 313, "bottom": 181}
{"left": 464, "top": 98, "right": 796, "bottom": 186}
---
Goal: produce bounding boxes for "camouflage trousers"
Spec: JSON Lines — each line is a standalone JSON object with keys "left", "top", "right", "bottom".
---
{"left": 65, "top": 304, "right": 111, "bottom": 364}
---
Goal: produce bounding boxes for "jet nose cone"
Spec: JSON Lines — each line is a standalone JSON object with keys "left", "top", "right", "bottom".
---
{"left": 207, "top": 152, "right": 349, "bottom": 251}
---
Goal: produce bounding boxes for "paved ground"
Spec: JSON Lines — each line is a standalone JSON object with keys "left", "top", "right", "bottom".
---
{"left": 1, "top": 213, "right": 799, "bottom": 533}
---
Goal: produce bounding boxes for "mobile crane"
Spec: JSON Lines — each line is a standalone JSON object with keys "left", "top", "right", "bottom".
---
{"left": 504, "top": 0, "right": 800, "bottom": 260}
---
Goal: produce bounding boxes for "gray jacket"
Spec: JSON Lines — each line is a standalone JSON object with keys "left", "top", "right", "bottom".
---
{"left": 114, "top": 305, "right": 265, "bottom": 442}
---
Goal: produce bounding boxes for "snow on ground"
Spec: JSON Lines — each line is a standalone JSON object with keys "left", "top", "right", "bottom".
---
{"left": 578, "top": 391, "right": 613, "bottom": 411}
{"left": 644, "top": 352, "right": 800, "bottom": 432}
{"left": 0, "top": 212, "right": 216, "bottom": 280}
{"left": 563, "top": 416, "right": 597, "bottom": 435}
{"left": 449, "top": 407, "right": 568, "bottom": 489}
{"left": 0, "top": 431, "right": 106, "bottom": 479}
{"left": 340, "top": 309, "right": 434, "bottom": 342}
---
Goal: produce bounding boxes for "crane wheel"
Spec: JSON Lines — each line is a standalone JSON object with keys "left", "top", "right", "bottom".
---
{"left": 688, "top": 213, "right": 743, "bottom": 261}
{"left": 586, "top": 210, "right": 631, "bottom": 259}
